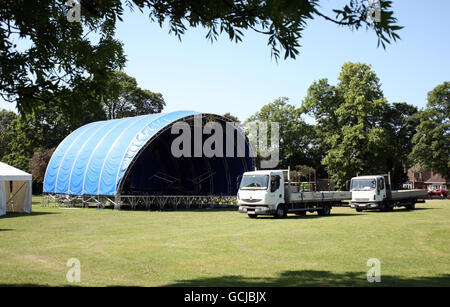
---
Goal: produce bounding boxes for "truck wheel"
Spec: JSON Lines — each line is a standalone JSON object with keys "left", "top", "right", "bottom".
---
{"left": 248, "top": 214, "right": 257, "bottom": 218}
{"left": 381, "top": 202, "right": 392, "bottom": 212}
{"left": 274, "top": 205, "right": 287, "bottom": 218}
{"left": 405, "top": 203, "right": 415, "bottom": 210}
{"left": 318, "top": 205, "right": 331, "bottom": 216}
{"left": 356, "top": 208, "right": 363, "bottom": 212}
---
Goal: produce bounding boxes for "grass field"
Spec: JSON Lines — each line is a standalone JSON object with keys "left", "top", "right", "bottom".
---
{"left": 0, "top": 197, "right": 449, "bottom": 287}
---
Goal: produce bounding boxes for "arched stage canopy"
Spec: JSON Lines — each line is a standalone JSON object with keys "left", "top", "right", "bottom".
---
{"left": 44, "top": 111, "right": 253, "bottom": 200}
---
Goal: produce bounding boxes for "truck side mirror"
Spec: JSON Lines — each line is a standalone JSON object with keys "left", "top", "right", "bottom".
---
{"left": 345, "top": 180, "right": 350, "bottom": 191}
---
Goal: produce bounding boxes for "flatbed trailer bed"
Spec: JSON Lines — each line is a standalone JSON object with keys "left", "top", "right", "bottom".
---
{"left": 391, "top": 189, "right": 428, "bottom": 200}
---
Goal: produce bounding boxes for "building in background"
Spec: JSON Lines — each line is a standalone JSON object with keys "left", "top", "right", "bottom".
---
{"left": 403, "top": 165, "right": 448, "bottom": 196}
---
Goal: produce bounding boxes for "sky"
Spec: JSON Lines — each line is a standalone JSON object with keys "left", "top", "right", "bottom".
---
{"left": 1, "top": 0, "right": 449, "bottom": 122}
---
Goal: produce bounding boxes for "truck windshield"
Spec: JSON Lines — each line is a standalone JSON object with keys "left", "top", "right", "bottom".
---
{"left": 239, "top": 175, "right": 269, "bottom": 190}
{"left": 351, "top": 179, "right": 376, "bottom": 191}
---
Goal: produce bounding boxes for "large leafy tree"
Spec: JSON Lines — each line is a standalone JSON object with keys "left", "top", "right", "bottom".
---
{"left": 410, "top": 82, "right": 450, "bottom": 180}
{"left": 1, "top": 1, "right": 401, "bottom": 113}
{"left": 29, "top": 148, "right": 54, "bottom": 183}
{"left": 0, "top": 108, "right": 18, "bottom": 159}
{"left": 103, "top": 71, "right": 165, "bottom": 119}
{"left": 381, "top": 102, "right": 419, "bottom": 188}
{"left": 302, "top": 62, "right": 392, "bottom": 188}
{"left": 247, "top": 97, "right": 317, "bottom": 169}
{"left": 0, "top": 0, "right": 126, "bottom": 115}
{"left": 1, "top": 90, "right": 106, "bottom": 172}
{"left": 0, "top": 109, "right": 16, "bottom": 134}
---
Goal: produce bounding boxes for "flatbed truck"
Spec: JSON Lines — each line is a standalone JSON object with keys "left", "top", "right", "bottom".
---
{"left": 350, "top": 175, "right": 428, "bottom": 212}
{"left": 237, "top": 169, "right": 351, "bottom": 218}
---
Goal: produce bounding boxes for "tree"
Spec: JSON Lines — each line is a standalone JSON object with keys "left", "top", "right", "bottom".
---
{"left": 247, "top": 97, "right": 317, "bottom": 169}
{"left": 0, "top": 0, "right": 126, "bottom": 115}
{"left": 0, "top": 109, "right": 18, "bottom": 159}
{"left": 29, "top": 149, "right": 54, "bottom": 183}
{"left": 381, "top": 102, "right": 419, "bottom": 188}
{"left": 1, "top": 118, "right": 36, "bottom": 171}
{"left": 1, "top": 87, "right": 107, "bottom": 172}
{"left": 103, "top": 71, "right": 165, "bottom": 119}
{"left": 0, "top": 109, "right": 16, "bottom": 134}
{"left": 223, "top": 112, "right": 240, "bottom": 123}
{"left": 0, "top": 1, "right": 401, "bottom": 113}
{"left": 410, "top": 82, "right": 450, "bottom": 180}
{"left": 302, "top": 62, "right": 392, "bottom": 188}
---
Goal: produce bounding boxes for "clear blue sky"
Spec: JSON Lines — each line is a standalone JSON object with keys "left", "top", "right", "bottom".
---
{"left": 1, "top": 0, "right": 449, "bottom": 122}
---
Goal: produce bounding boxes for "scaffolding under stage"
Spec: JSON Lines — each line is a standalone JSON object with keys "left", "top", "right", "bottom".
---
{"left": 43, "top": 194, "right": 238, "bottom": 210}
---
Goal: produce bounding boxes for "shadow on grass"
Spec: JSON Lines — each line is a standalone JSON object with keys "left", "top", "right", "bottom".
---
{"left": 254, "top": 212, "right": 365, "bottom": 220}
{"left": 0, "top": 211, "right": 59, "bottom": 219}
{"left": 164, "top": 270, "right": 450, "bottom": 287}
{"left": 1, "top": 270, "right": 448, "bottom": 287}
{"left": 390, "top": 208, "right": 439, "bottom": 214}
{"left": 362, "top": 207, "right": 438, "bottom": 214}
{"left": 0, "top": 284, "right": 81, "bottom": 287}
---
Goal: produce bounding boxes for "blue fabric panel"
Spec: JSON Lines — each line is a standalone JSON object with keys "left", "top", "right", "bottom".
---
{"left": 55, "top": 119, "right": 119, "bottom": 194}
{"left": 66, "top": 120, "right": 114, "bottom": 195}
{"left": 43, "top": 121, "right": 102, "bottom": 193}
{"left": 81, "top": 117, "right": 139, "bottom": 195}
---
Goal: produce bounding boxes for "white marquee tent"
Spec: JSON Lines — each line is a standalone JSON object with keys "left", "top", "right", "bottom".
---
{"left": 0, "top": 162, "right": 32, "bottom": 216}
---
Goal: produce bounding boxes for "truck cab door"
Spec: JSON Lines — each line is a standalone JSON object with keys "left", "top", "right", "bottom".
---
{"left": 269, "top": 175, "right": 283, "bottom": 203}
{"left": 377, "top": 177, "right": 386, "bottom": 201}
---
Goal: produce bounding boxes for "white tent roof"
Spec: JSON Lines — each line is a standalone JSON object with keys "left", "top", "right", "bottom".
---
{"left": 0, "top": 162, "right": 32, "bottom": 181}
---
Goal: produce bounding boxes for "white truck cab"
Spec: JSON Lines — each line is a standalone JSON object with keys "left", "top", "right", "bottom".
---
{"left": 237, "top": 170, "right": 285, "bottom": 217}
{"left": 350, "top": 175, "right": 388, "bottom": 211}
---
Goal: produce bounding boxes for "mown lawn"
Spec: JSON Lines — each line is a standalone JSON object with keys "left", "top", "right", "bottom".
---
{"left": 0, "top": 197, "right": 449, "bottom": 286}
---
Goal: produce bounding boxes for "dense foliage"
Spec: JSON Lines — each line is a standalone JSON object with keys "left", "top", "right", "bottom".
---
{"left": 0, "top": 0, "right": 401, "bottom": 114}
{"left": 410, "top": 82, "right": 450, "bottom": 180}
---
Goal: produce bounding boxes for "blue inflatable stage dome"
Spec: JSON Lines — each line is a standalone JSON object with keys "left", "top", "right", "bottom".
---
{"left": 43, "top": 111, "right": 253, "bottom": 198}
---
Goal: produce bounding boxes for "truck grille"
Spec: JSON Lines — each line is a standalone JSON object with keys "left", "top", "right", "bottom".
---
{"left": 241, "top": 199, "right": 262, "bottom": 203}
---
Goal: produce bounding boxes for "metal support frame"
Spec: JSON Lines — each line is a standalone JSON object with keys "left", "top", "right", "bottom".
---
{"left": 43, "top": 193, "right": 238, "bottom": 210}
{"left": 117, "top": 195, "right": 237, "bottom": 210}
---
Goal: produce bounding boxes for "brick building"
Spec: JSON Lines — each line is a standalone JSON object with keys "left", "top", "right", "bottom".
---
{"left": 403, "top": 165, "right": 449, "bottom": 190}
